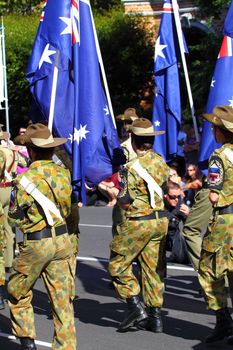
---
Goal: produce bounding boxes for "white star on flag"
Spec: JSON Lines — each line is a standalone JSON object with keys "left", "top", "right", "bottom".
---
{"left": 70, "top": 124, "right": 90, "bottom": 144}
{"left": 104, "top": 105, "right": 109, "bottom": 115}
{"left": 154, "top": 120, "right": 161, "bottom": 127}
{"left": 79, "top": 124, "right": 90, "bottom": 141}
{"left": 211, "top": 78, "right": 216, "bottom": 88}
{"left": 39, "top": 44, "right": 56, "bottom": 69}
{"left": 59, "top": 17, "right": 72, "bottom": 36}
{"left": 154, "top": 36, "right": 167, "bottom": 62}
{"left": 229, "top": 97, "right": 233, "bottom": 108}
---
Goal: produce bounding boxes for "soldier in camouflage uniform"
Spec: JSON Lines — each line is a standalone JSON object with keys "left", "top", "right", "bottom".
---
{"left": 109, "top": 118, "right": 170, "bottom": 332}
{"left": 0, "top": 149, "right": 6, "bottom": 309}
{"left": 0, "top": 125, "right": 28, "bottom": 272}
{"left": 198, "top": 106, "right": 233, "bottom": 344}
{"left": 7, "top": 124, "right": 76, "bottom": 350}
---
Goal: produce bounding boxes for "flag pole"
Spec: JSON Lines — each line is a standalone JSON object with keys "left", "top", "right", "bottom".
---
{"left": 171, "top": 0, "right": 199, "bottom": 142}
{"left": 1, "top": 17, "right": 9, "bottom": 133}
{"left": 88, "top": 3, "right": 116, "bottom": 128}
{"left": 48, "top": 51, "right": 60, "bottom": 131}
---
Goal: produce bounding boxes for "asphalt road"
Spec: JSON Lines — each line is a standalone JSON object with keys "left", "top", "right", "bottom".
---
{"left": 0, "top": 206, "right": 232, "bottom": 350}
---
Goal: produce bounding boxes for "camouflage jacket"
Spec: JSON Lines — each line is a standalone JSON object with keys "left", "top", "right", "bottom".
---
{"left": 118, "top": 149, "right": 170, "bottom": 217}
{"left": 207, "top": 143, "right": 233, "bottom": 208}
{"left": 9, "top": 160, "right": 72, "bottom": 233}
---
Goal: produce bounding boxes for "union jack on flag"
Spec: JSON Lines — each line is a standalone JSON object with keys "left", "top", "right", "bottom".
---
{"left": 199, "top": 0, "right": 233, "bottom": 169}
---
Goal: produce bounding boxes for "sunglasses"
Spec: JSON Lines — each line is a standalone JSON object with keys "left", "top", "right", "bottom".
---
{"left": 167, "top": 194, "right": 180, "bottom": 200}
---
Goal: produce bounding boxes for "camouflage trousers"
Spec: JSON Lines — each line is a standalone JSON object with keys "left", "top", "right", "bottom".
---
{"left": 8, "top": 233, "right": 77, "bottom": 350}
{"left": 0, "top": 186, "right": 15, "bottom": 268}
{"left": 66, "top": 202, "right": 80, "bottom": 281}
{"left": 198, "top": 213, "right": 233, "bottom": 311}
{"left": 109, "top": 217, "right": 168, "bottom": 307}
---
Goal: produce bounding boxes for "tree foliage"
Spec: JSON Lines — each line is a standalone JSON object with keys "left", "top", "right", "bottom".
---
{"left": 0, "top": 1, "right": 42, "bottom": 14}
{"left": 196, "top": 0, "right": 231, "bottom": 19}
{"left": 95, "top": 9, "right": 154, "bottom": 116}
{"left": 1, "top": 15, "right": 39, "bottom": 133}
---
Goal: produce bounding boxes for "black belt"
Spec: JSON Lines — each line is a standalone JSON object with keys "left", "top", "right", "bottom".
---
{"left": 216, "top": 205, "right": 233, "bottom": 215}
{"left": 26, "top": 224, "right": 68, "bottom": 241}
{"left": 128, "top": 212, "right": 164, "bottom": 221}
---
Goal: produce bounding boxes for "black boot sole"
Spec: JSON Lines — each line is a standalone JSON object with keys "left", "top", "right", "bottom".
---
{"left": 118, "top": 313, "right": 148, "bottom": 332}
{"left": 205, "top": 327, "right": 233, "bottom": 343}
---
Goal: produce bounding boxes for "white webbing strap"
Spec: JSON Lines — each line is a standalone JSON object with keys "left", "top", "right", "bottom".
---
{"left": 131, "top": 160, "right": 163, "bottom": 208}
{"left": 223, "top": 148, "right": 233, "bottom": 165}
{"left": 19, "top": 175, "right": 63, "bottom": 226}
{"left": 4, "top": 169, "right": 12, "bottom": 181}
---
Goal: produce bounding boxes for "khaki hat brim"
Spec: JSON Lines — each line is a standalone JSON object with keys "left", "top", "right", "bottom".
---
{"left": 129, "top": 125, "right": 165, "bottom": 136}
{"left": 116, "top": 114, "right": 132, "bottom": 122}
{"left": 132, "top": 130, "right": 165, "bottom": 136}
{"left": 202, "top": 113, "right": 222, "bottom": 126}
{"left": 14, "top": 135, "right": 67, "bottom": 148}
{"left": 35, "top": 137, "right": 67, "bottom": 148}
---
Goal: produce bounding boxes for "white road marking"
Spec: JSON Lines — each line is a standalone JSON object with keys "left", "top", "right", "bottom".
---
{"left": 77, "top": 256, "right": 194, "bottom": 271}
{"left": 14, "top": 251, "right": 194, "bottom": 272}
{"left": 79, "top": 223, "right": 112, "bottom": 228}
{"left": 0, "top": 332, "right": 52, "bottom": 347}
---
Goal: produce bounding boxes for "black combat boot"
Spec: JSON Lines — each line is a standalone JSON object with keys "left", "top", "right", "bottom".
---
{"left": 205, "top": 307, "right": 233, "bottom": 343}
{"left": 0, "top": 285, "right": 5, "bottom": 310}
{"left": 118, "top": 295, "right": 147, "bottom": 332}
{"left": 137, "top": 307, "right": 163, "bottom": 333}
{"left": 19, "top": 337, "right": 37, "bottom": 350}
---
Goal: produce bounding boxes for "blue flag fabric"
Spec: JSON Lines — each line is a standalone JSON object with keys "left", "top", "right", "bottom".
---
{"left": 198, "top": 3, "right": 233, "bottom": 170}
{"left": 223, "top": 0, "right": 233, "bottom": 38}
{"left": 153, "top": 0, "right": 182, "bottom": 161}
{"left": 27, "top": 0, "right": 123, "bottom": 203}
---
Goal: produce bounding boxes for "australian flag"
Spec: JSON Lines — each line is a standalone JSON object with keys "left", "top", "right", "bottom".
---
{"left": 153, "top": 0, "right": 184, "bottom": 161}
{"left": 27, "top": 0, "right": 123, "bottom": 203}
{"left": 199, "top": 0, "right": 233, "bottom": 170}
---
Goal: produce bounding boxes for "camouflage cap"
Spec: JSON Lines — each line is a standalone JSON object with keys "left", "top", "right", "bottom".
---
{"left": 203, "top": 105, "right": 233, "bottom": 133}
{"left": 14, "top": 123, "right": 67, "bottom": 148}
{"left": 0, "top": 124, "right": 10, "bottom": 140}
{"left": 116, "top": 107, "right": 139, "bottom": 122}
{"left": 128, "top": 118, "right": 165, "bottom": 136}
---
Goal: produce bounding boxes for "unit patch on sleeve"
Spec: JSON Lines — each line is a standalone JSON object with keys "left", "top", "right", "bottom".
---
{"left": 207, "top": 156, "right": 224, "bottom": 190}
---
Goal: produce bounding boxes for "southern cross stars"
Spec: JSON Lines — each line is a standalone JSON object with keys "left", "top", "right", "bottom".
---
{"left": 210, "top": 78, "right": 216, "bottom": 88}
{"left": 39, "top": 44, "right": 56, "bottom": 69}
{"left": 69, "top": 124, "right": 90, "bottom": 144}
{"left": 154, "top": 36, "right": 167, "bottom": 62}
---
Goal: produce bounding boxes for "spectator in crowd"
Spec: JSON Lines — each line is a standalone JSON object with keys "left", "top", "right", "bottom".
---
{"left": 98, "top": 173, "right": 121, "bottom": 207}
{"left": 169, "top": 167, "right": 183, "bottom": 186}
{"left": 182, "top": 163, "right": 203, "bottom": 206}
{"left": 162, "top": 181, "right": 190, "bottom": 264}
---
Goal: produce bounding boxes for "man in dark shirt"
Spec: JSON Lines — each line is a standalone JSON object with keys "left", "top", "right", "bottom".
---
{"left": 163, "top": 181, "right": 190, "bottom": 264}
